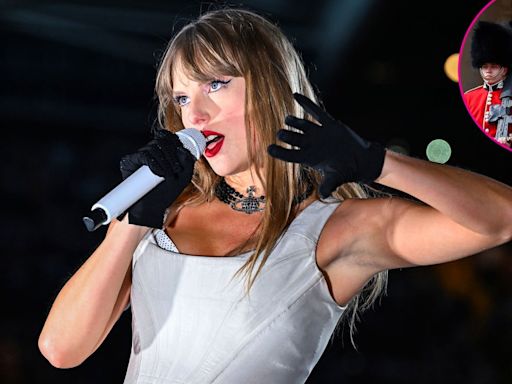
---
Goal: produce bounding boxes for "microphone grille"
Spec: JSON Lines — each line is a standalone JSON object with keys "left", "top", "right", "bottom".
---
{"left": 176, "top": 128, "right": 206, "bottom": 159}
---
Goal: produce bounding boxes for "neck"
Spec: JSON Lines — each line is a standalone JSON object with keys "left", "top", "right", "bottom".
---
{"left": 224, "top": 171, "right": 265, "bottom": 196}
{"left": 216, "top": 176, "right": 266, "bottom": 215}
{"left": 483, "top": 78, "right": 506, "bottom": 91}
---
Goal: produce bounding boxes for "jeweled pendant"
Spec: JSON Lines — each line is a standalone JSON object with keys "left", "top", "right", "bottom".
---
{"left": 230, "top": 186, "right": 265, "bottom": 214}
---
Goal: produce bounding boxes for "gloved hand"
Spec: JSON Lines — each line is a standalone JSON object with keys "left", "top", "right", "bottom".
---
{"left": 119, "top": 129, "right": 195, "bottom": 228}
{"left": 268, "top": 93, "right": 385, "bottom": 198}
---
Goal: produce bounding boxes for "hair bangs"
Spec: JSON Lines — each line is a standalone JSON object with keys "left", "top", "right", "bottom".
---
{"left": 170, "top": 23, "right": 244, "bottom": 85}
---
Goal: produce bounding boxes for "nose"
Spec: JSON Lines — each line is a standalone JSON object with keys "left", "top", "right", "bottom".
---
{"left": 186, "top": 96, "right": 210, "bottom": 129}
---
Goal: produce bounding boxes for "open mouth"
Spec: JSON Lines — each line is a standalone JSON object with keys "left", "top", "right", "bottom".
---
{"left": 205, "top": 134, "right": 224, "bottom": 147}
{"left": 203, "top": 130, "right": 225, "bottom": 157}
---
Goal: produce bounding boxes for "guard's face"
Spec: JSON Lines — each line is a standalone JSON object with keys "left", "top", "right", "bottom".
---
{"left": 480, "top": 63, "right": 508, "bottom": 84}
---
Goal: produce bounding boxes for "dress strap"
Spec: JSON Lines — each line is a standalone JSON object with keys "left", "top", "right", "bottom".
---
{"left": 286, "top": 198, "right": 341, "bottom": 243}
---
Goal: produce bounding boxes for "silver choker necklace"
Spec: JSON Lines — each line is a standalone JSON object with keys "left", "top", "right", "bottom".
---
{"left": 214, "top": 178, "right": 314, "bottom": 214}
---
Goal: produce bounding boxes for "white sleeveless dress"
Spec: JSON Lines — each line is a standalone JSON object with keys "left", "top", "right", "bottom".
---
{"left": 123, "top": 199, "right": 345, "bottom": 384}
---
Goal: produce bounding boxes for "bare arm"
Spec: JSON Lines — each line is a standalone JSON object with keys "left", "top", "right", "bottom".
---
{"left": 356, "top": 150, "right": 512, "bottom": 271}
{"left": 321, "top": 151, "right": 512, "bottom": 305}
{"left": 38, "top": 216, "right": 149, "bottom": 368}
{"left": 272, "top": 93, "right": 512, "bottom": 301}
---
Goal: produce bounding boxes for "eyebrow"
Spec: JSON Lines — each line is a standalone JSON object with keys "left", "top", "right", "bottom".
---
{"left": 170, "top": 79, "right": 199, "bottom": 97}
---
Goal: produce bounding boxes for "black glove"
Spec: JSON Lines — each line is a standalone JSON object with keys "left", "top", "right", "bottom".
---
{"left": 119, "top": 129, "right": 195, "bottom": 228}
{"left": 268, "top": 93, "right": 385, "bottom": 198}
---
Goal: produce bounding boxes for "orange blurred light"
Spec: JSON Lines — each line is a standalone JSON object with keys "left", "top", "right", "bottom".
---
{"left": 444, "top": 53, "right": 459, "bottom": 82}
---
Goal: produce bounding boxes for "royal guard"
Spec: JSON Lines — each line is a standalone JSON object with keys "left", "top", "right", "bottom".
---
{"left": 463, "top": 21, "right": 512, "bottom": 146}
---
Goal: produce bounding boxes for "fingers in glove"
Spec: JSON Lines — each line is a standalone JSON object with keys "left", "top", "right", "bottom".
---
{"left": 276, "top": 129, "right": 308, "bottom": 148}
{"left": 156, "top": 141, "right": 185, "bottom": 175}
{"left": 139, "top": 147, "right": 169, "bottom": 177}
{"left": 153, "top": 128, "right": 176, "bottom": 141}
{"left": 154, "top": 130, "right": 190, "bottom": 175}
{"left": 318, "top": 172, "right": 345, "bottom": 199}
{"left": 293, "top": 93, "right": 334, "bottom": 125}
{"left": 120, "top": 148, "right": 166, "bottom": 179}
{"left": 154, "top": 129, "right": 186, "bottom": 159}
{"left": 137, "top": 138, "right": 181, "bottom": 177}
{"left": 284, "top": 115, "right": 317, "bottom": 134}
{"left": 120, "top": 152, "right": 146, "bottom": 178}
{"left": 267, "top": 144, "right": 306, "bottom": 163}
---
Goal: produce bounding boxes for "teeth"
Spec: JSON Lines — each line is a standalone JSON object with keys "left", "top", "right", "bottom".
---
{"left": 206, "top": 134, "right": 223, "bottom": 146}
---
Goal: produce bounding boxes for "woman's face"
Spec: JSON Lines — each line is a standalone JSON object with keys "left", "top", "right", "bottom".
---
{"left": 172, "top": 61, "right": 250, "bottom": 177}
{"left": 480, "top": 63, "right": 508, "bottom": 85}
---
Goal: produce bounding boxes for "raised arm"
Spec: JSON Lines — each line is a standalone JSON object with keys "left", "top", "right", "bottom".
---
{"left": 269, "top": 93, "right": 512, "bottom": 275}
{"left": 367, "top": 150, "right": 512, "bottom": 269}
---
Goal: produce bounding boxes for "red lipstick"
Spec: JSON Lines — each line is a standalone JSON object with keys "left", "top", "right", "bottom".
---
{"left": 202, "top": 130, "right": 225, "bottom": 158}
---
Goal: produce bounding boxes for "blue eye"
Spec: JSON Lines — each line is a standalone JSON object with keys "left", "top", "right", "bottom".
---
{"left": 209, "top": 79, "right": 231, "bottom": 92}
{"left": 173, "top": 95, "right": 190, "bottom": 107}
{"left": 173, "top": 79, "right": 231, "bottom": 107}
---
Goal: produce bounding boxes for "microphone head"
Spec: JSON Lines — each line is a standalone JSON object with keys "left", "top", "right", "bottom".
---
{"left": 176, "top": 128, "right": 207, "bottom": 159}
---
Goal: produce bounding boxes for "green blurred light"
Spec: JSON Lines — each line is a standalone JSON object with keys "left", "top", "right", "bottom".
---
{"left": 426, "top": 139, "right": 452, "bottom": 163}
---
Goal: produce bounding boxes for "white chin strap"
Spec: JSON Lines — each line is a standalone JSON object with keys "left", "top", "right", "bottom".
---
{"left": 480, "top": 66, "right": 507, "bottom": 84}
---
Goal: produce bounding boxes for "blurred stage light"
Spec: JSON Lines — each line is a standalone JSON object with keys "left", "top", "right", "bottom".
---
{"left": 426, "top": 139, "right": 452, "bottom": 163}
{"left": 444, "top": 53, "right": 459, "bottom": 82}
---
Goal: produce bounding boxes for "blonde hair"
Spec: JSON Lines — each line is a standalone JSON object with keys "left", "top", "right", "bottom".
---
{"left": 155, "top": 7, "right": 387, "bottom": 342}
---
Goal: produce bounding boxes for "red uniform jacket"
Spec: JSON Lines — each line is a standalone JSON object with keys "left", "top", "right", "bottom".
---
{"left": 463, "top": 82, "right": 504, "bottom": 138}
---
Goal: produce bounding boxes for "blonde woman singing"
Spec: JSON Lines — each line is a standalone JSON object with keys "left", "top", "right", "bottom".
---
{"left": 39, "top": 8, "right": 512, "bottom": 384}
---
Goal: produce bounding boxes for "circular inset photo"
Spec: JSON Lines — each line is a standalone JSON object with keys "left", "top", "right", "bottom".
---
{"left": 459, "top": 0, "right": 512, "bottom": 151}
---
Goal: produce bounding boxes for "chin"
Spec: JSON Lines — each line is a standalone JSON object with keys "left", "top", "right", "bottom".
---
{"left": 205, "top": 152, "right": 252, "bottom": 176}
{"left": 486, "top": 77, "right": 502, "bottom": 84}
{"left": 208, "top": 162, "right": 250, "bottom": 178}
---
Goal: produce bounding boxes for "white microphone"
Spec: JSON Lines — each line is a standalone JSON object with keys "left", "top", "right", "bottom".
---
{"left": 83, "top": 128, "right": 206, "bottom": 232}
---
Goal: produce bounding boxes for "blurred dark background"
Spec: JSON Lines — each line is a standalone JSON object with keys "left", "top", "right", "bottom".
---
{"left": 2, "top": 0, "right": 512, "bottom": 383}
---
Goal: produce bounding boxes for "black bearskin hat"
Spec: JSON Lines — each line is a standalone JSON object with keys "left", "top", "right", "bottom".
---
{"left": 470, "top": 21, "right": 512, "bottom": 68}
